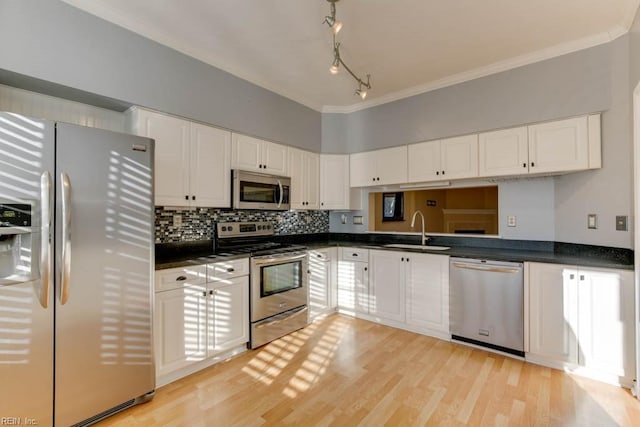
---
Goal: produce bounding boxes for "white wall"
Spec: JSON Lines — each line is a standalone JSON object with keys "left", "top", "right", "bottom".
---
{"left": 498, "top": 178, "right": 555, "bottom": 241}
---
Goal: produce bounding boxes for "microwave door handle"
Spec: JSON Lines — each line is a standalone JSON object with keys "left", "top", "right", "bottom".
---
{"left": 276, "top": 180, "right": 283, "bottom": 208}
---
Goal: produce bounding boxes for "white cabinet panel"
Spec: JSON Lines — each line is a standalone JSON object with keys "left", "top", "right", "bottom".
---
{"left": 320, "top": 154, "right": 352, "bottom": 210}
{"left": 209, "top": 277, "right": 249, "bottom": 354}
{"left": 528, "top": 263, "right": 578, "bottom": 364}
{"left": 289, "top": 148, "right": 319, "bottom": 209}
{"left": 308, "top": 248, "right": 337, "bottom": 319}
{"left": 528, "top": 116, "right": 588, "bottom": 173}
{"left": 408, "top": 140, "right": 441, "bottom": 182}
{"left": 577, "top": 267, "right": 634, "bottom": 382}
{"left": 189, "top": 122, "right": 231, "bottom": 207}
{"left": 337, "top": 247, "right": 369, "bottom": 314}
{"left": 154, "top": 285, "right": 207, "bottom": 376}
{"left": 406, "top": 253, "right": 449, "bottom": 333}
{"left": 369, "top": 250, "right": 405, "bottom": 322}
{"left": 232, "top": 133, "right": 288, "bottom": 176}
{"left": 440, "top": 134, "right": 479, "bottom": 180}
{"left": 349, "top": 146, "right": 407, "bottom": 187}
{"left": 479, "top": 127, "right": 529, "bottom": 177}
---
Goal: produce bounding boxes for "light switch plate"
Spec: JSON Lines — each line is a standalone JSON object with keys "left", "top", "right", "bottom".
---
{"left": 616, "top": 215, "right": 628, "bottom": 231}
{"left": 353, "top": 216, "right": 363, "bottom": 225}
{"left": 587, "top": 214, "right": 597, "bottom": 229}
{"left": 173, "top": 214, "right": 182, "bottom": 227}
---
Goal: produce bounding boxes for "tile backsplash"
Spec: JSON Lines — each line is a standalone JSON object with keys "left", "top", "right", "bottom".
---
{"left": 155, "top": 207, "right": 330, "bottom": 243}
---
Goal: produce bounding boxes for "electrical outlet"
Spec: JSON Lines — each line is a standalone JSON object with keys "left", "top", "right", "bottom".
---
{"left": 587, "top": 214, "right": 597, "bottom": 229}
{"left": 341, "top": 214, "right": 347, "bottom": 224}
{"left": 507, "top": 215, "right": 516, "bottom": 227}
{"left": 173, "top": 214, "right": 182, "bottom": 227}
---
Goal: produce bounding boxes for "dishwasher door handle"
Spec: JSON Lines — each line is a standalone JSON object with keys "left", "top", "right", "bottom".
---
{"left": 452, "top": 262, "right": 521, "bottom": 274}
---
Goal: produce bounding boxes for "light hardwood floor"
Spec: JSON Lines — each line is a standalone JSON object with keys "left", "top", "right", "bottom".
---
{"left": 98, "top": 314, "right": 640, "bottom": 426}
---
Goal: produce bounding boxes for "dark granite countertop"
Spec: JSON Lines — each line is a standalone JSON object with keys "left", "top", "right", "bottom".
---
{"left": 155, "top": 233, "right": 634, "bottom": 271}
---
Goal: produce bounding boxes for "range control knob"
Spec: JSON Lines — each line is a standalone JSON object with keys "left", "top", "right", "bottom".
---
{"left": 228, "top": 225, "right": 234, "bottom": 232}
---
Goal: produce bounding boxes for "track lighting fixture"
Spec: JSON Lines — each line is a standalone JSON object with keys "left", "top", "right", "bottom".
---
{"left": 323, "top": 0, "right": 372, "bottom": 99}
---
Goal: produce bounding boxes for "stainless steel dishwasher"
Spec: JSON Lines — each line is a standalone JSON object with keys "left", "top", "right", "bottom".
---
{"left": 449, "top": 257, "right": 524, "bottom": 356}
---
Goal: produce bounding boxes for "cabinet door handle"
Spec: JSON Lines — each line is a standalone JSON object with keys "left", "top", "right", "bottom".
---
{"left": 226, "top": 268, "right": 235, "bottom": 272}
{"left": 176, "top": 275, "right": 187, "bottom": 281}
{"left": 317, "top": 254, "right": 322, "bottom": 258}
{"left": 352, "top": 253, "right": 358, "bottom": 257}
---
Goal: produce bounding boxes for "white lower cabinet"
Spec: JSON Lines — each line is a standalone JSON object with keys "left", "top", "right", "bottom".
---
{"left": 527, "top": 262, "right": 635, "bottom": 386}
{"left": 368, "top": 250, "right": 406, "bottom": 322}
{"left": 208, "top": 277, "right": 249, "bottom": 354}
{"left": 405, "top": 253, "right": 449, "bottom": 335}
{"left": 308, "top": 248, "right": 337, "bottom": 319}
{"left": 337, "top": 248, "right": 369, "bottom": 314}
{"left": 154, "top": 259, "right": 249, "bottom": 385}
{"left": 154, "top": 284, "right": 208, "bottom": 376}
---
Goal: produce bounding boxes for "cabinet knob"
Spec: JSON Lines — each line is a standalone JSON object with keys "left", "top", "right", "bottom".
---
{"left": 580, "top": 275, "right": 585, "bottom": 281}
{"left": 364, "top": 267, "right": 368, "bottom": 271}
{"left": 442, "top": 170, "right": 445, "bottom": 175}
{"left": 185, "top": 195, "right": 189, "bottom": 200}
{"left": 436, "top": 171, "right": 439, "bottom": 175}
{"left": 377, "top": 177, "right": 380, "bottom": 181}
{"left": 209, "top": 290, "right": 214, "bottom": 295}
{"left": 321, "top": 202, "right": 324, "bottom": 206}
{"left": 401, "top": 257, "right": 404, "bottom": 261}
{"left": 531, "top": 162, "right": 535, "bottom": 167}
{"left": 570, "top": 274, "right": 575, "bottom": 280}
{"left": 406, "top": 258, "right": 410, "bottom": 262}
{"left": 523, "top": 163, "right": 527, "bottom": 168}
{"left": 192, "top": 195, "right": 196, "bottom": 201}
{"left": 202, "top": 291, "right": 207, "bottom": 297}
{"left": 372, "top": 177, "right": 376, "bottom": 181}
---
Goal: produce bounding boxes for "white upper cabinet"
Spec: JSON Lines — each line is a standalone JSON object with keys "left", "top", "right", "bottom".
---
{"left": 320, "top": 154, "right": 361, "bottom": 210}
{"left": 439, "top": 134, "right": 479, "bottom": 180}
{"left": 479, "top": 126, "right": 529, "bottom": 177}
{"left": 189, "top": 123, "right": 232, "bottom": 208}
{"left": 289, "top": 148, "right": 320, "bottom": 209}
{"left": 408, "top": 135, "right": 478, "bottom": 183}
{"left": 231, "top": 133, "right": 289, "bottom": 176}
{"left": 528, "top": 116, "right": 592, "bottom": 174}
{"left": 350, "top": 146, "right": 407, "bottom": 187}
{"left": 127, "top": 107, "right": 231, "bottom": 207}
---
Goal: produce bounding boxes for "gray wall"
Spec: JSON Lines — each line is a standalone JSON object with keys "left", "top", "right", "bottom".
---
{"left": 325, "top": 38, "right": 633, "bottom": 249}
{"left": 0, "top": 0, "right": 321, "bottom": 151}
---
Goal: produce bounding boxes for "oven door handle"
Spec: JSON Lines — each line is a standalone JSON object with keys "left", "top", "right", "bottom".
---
{"left": 252, "top": 252, "right": 308, "bottom": 266}
{"left": 254, "top": 306, "right": 308, "bottom": 329}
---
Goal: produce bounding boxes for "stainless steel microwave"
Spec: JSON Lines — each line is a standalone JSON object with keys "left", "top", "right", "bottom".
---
{"left": 232, "top": 170, "right": 290, "bottom": 210}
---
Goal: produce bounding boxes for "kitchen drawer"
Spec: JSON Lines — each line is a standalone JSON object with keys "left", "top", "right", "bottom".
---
{"left": 308, "top": 249, "right": 331, "bottom": 261}
{"left": 155, "top": 265, "right": 207, "bottom": 292}
{"left": 207, "top": 257, "right": 250, "bottom": 281}
{"left": 341, "top": 248, "right": 368, "bottom": 262}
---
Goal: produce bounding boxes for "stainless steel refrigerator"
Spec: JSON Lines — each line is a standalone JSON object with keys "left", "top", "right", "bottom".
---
{"left": 0, "top": 112, "right": 155, "bottom": 426}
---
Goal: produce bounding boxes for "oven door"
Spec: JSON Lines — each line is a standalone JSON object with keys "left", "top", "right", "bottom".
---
{"left": 250, "top": 251, "right": 308, "bottom": 321}
{"left": 233, "top": 170, "right": 290, "bottom": 210}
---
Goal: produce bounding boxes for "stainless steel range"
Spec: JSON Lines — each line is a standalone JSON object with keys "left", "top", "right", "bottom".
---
{"left": 216, "top": 221, "right": 309, "bottom": 349}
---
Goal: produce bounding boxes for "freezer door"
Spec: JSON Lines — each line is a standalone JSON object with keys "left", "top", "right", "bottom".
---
{"left": 54, "top": 123, "right": 155, "bottom": 426}
{"left": 0, "top": 113, "right": 55, "bottom": 426}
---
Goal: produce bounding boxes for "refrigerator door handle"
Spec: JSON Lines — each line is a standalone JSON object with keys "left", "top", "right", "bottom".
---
{"left": 39, "top": 171, "right": 52, "bottom": 309}
{"left": 60, "top": 172, "right": 71, "bottom": 305}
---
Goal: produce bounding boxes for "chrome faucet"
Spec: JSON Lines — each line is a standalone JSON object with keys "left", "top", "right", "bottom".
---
{"left": 410, "top": 210, "right": 429, "bottom": 246}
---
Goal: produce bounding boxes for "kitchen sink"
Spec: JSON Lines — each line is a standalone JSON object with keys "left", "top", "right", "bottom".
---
{"left": 384, "top": 243, "right": 450, "bottom": 251}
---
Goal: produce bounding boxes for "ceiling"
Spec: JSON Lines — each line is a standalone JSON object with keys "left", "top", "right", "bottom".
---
{"left": 61, "top": 0, "right": 640, "bottom": 113}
